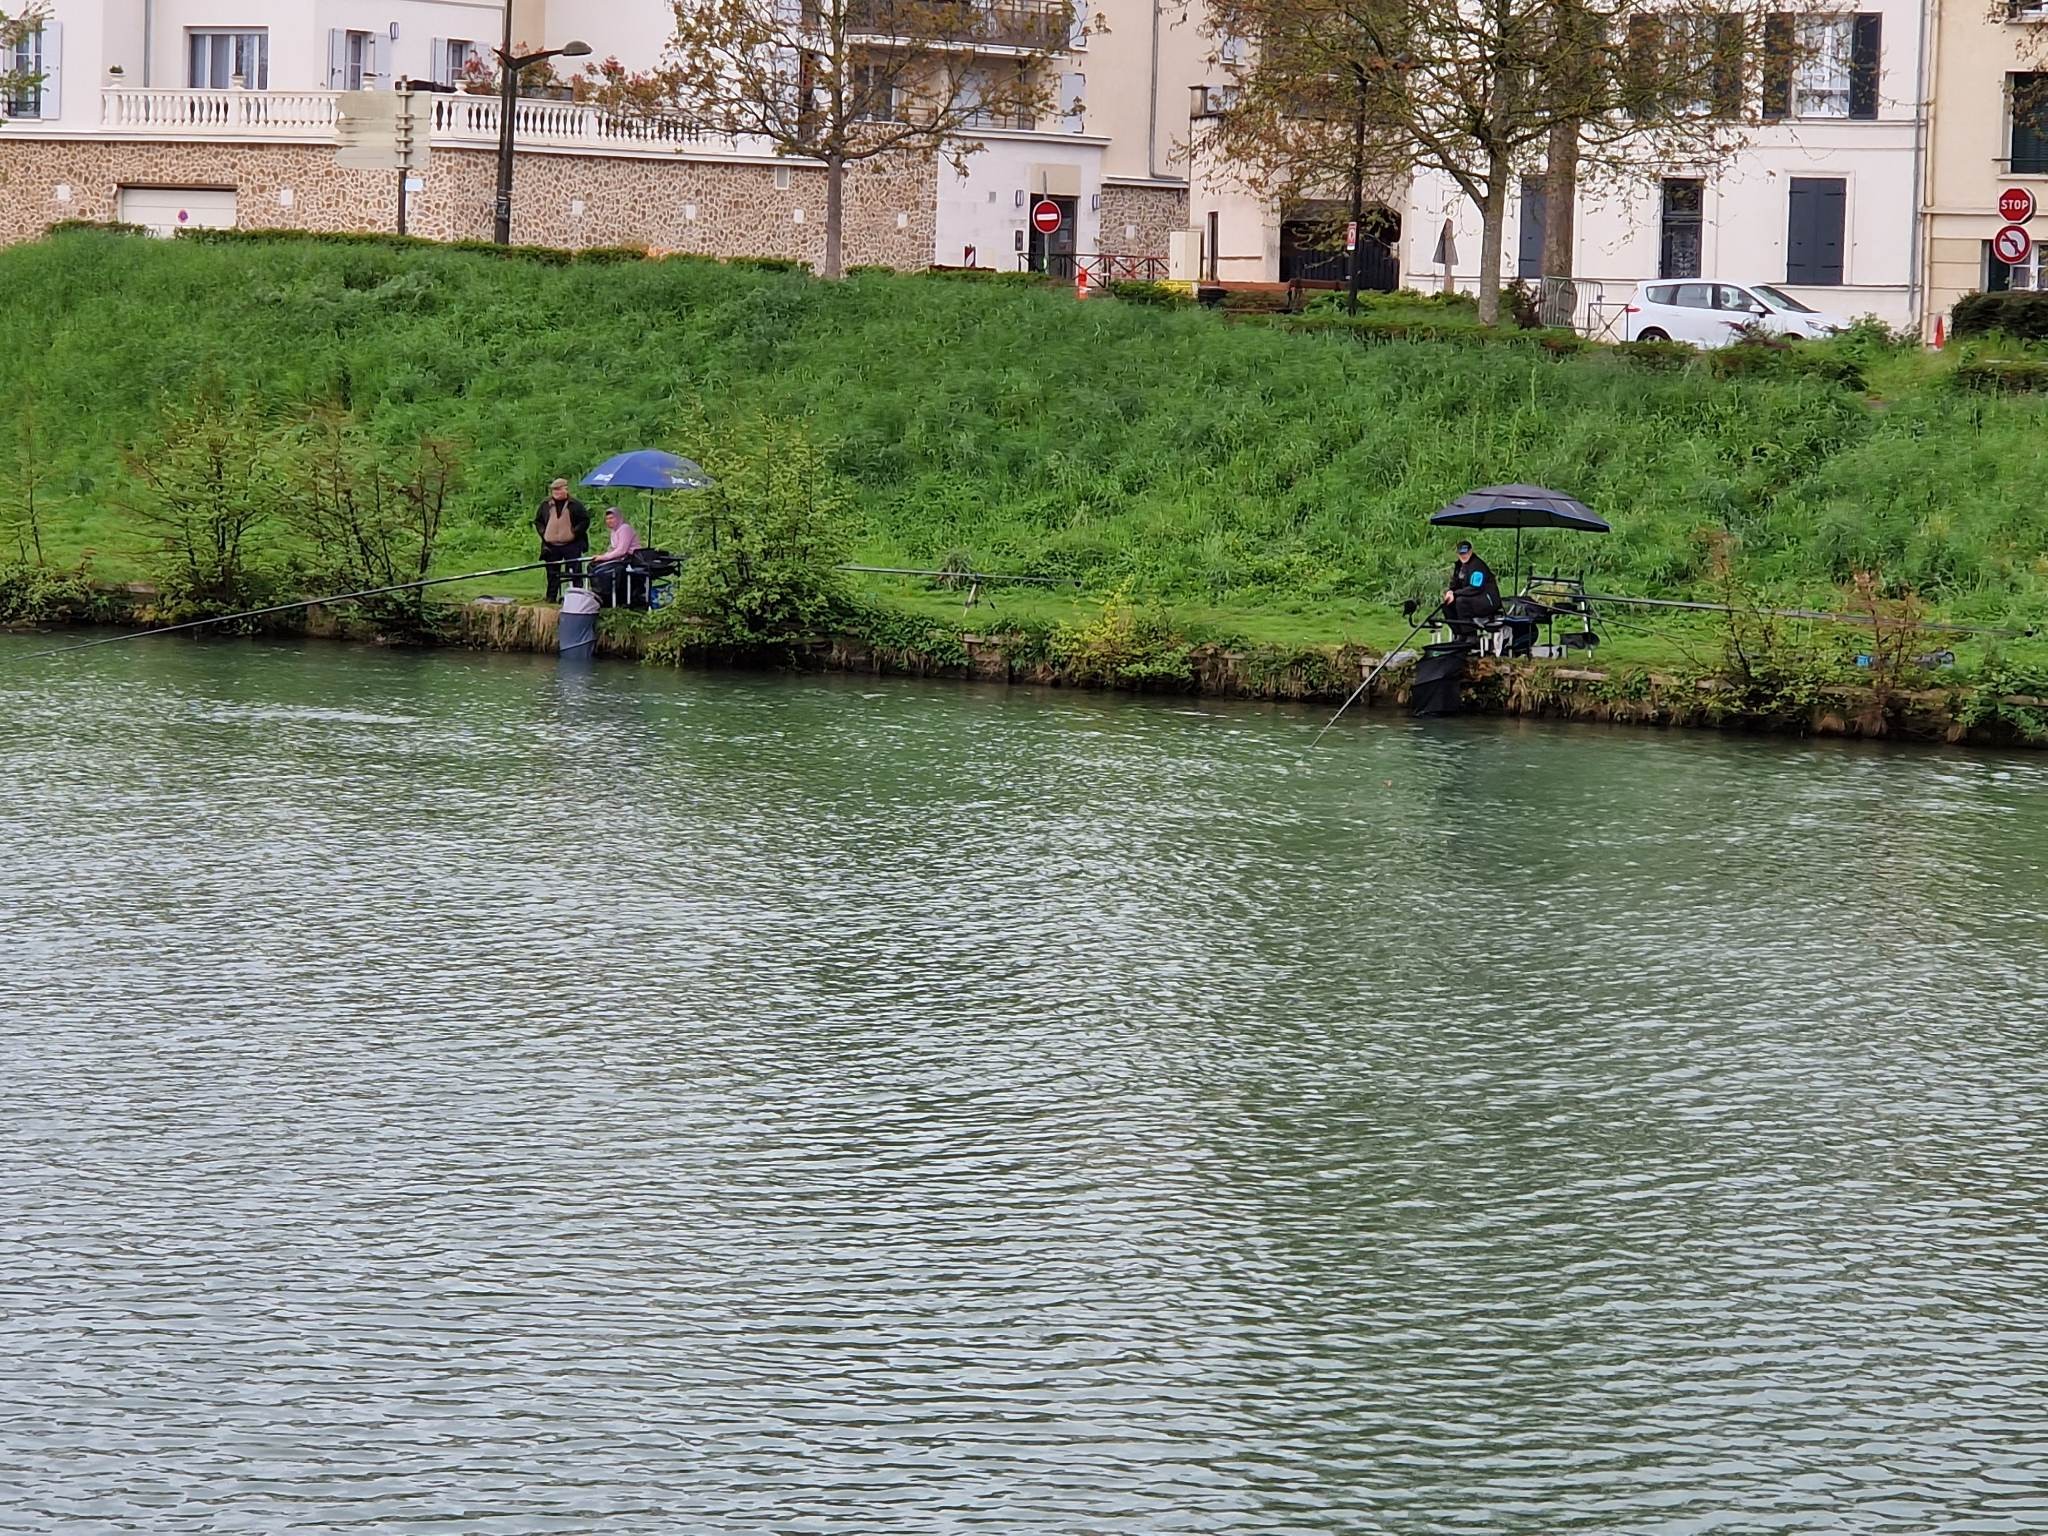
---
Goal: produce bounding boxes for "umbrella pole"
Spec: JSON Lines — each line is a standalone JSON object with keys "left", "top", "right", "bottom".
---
{"left": 1513, "top": 526, "right": 1523, "bottom": 594}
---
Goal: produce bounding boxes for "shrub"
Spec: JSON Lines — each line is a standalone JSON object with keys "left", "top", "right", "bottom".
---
{"left": 45, "top": 218, "right": 148, "bottom": 238}
{"left": 1950, "top": 289, "right": 2048, "bottom": 340}
{"left": 846, "top": 264, "right": 896, "bottom": 277}
{"left": 723, "top": 255, "right": 810, "bottom": 275}
{"left": 573, "top": 245, "right": 651, "bottom": 265}
{"left": 1503, "top": 279, "right": 1542, "bottom": 329}
{"left": 1613, "top": 338, "right": 1696, "bottom": 371}
{"left": 1951, "top": 358, "right": 2048, "bottom": 393}
{"left": 0, "top": 563, "right": 117, "bottom": 625}
{"left": 1106, "top": 279, "right": 1193, "bottom": 308}
{"left": 647, "top": 419, "right": 853, "bottom": 658}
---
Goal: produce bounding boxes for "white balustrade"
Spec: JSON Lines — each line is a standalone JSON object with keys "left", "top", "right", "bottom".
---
{"left": 99, "top": 88, "right": 707, "bottom": 154}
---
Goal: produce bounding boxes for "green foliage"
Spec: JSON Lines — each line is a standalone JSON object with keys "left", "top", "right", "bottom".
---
{"left": 45, "top": 218, "right": 147, "bottom": 238}
{"left": 648, "top": 418, "right": 854, "bottom": 658}
{"left": 118, "top": 391, "right": 291, "bottom": 618}
{"left": 1951, "top": 290, "right": 2048, "bottom": 340}
{"left": 1052, "top": 585, "right": 1195, "bottom": 688}
{"left": 5, "top": 233, "right": 2048, "bottom": 630}
{"left": 1951, "top": 358, "right": 2048, "bottom": 394}
{"left": 847, "top": 602, "right": 973, "bottom": 666}
{"left": 846, "top": 264, "right": 896, "bottom": 277}
{"left": 1106, "top": 280, "right": 1193, "bottom": 308}
{"left": 0, "top": 563, "right": 117, "bottom": 625}
{"left": 724, "top": 255, "right": 810, "bottom": 275}
{"left": 1950, "top": 649, "right": 2048, "bottom": 742}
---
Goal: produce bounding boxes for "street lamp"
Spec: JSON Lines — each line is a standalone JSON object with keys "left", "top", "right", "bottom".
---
{"left": 492, "top": 7, "right": 590, "bottom": 245}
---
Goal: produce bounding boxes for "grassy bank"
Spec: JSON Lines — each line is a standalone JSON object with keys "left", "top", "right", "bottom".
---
{"left": 3, "top": 229, "right": 2047, "bottom": 664}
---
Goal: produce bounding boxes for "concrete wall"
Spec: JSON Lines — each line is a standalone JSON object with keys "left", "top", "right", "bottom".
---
{"left": 0, "top": 136, "right": 938, "bottom": 264}
{"left": 933, "top": 134, "right": 1105, "bottom": 268}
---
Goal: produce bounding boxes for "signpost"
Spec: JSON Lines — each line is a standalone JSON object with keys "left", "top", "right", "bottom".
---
{"left": 1030, "top": 199, "right": 1062, "bottom": 236}
{"left": 1994, "top": 223, "right": 2033, "bottom": 268}
{"left": 336, "top": 88, "right": 428, "bottom": 234}
{"left": 1999, "top": 186, "right": 2036, "bottom": 225}
{"left": 1344, "top": 220, "right": 1358, "bottom": 252}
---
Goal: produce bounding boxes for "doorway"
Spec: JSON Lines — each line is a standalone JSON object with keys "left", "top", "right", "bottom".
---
{"left": 1026, "top": 195, "right": 1079, "bottom": 276}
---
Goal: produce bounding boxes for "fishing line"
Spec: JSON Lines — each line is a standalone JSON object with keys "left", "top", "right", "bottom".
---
{"left": 15, "top": 561, "right": 556, "bottom": 662}
{"left": 1312, "top": 605, "right": 1444, "bottom": 748}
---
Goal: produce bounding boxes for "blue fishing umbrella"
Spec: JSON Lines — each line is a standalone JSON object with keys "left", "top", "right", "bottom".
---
{"left": 582, "top": 449, "right": 715, "bottom": 492}
{"left": 581, "top": 450, "right": 714, "bottom": 553}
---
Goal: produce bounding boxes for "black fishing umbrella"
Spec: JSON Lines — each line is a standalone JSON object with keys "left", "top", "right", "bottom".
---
{"left": 1429, "top": 484, "right": 1609, "bottom": 588}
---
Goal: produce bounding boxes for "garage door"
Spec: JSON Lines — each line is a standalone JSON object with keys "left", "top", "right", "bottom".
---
{"left": 116, "top": 187, "right": 238, "bottom": 238}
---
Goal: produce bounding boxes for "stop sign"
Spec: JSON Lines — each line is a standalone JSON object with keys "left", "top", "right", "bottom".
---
{"left": 2000, "top": 186, "right": 2037, "bottom": 224}
{"left": 1030, "top": 199, "right": 1062, "bottom": 236}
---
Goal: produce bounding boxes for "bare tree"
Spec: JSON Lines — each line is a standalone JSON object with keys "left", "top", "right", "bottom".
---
{"left": 1196, "top": 0, "right": 1800, "bottom": 323}
{"left": 641, "top": 0, "right": 1076, "bottom": 277}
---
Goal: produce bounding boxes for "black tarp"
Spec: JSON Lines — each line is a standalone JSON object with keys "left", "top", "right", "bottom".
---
{"left": 1410, "top": 643, "right": 1470, "bottom": 717}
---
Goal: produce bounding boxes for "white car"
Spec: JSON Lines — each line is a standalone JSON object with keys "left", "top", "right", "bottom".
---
{"left": 1622, "top": 281, "right": 1847, "bottom": 346}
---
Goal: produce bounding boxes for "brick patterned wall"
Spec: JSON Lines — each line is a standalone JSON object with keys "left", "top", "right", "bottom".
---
{"left": 0, "top": 139, "right": 939, "bottom": 267}
{"left": 1098, "top": 183, "right": 1187, "bottom": 259}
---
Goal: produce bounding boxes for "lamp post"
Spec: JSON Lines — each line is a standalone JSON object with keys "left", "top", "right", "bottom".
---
{"left": 492, "top": 5, "right": 589, "bottom": 245}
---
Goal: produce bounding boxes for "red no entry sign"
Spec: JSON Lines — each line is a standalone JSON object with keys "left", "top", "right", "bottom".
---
{"left": 1030, "top": 199, "right": 1062, "bottom": 235}
{"left": 1994, "top": 223, "right": 2034, "bottom": 267}
{"left": 2000, "top": 186, "right": 2037, "bottom": 224}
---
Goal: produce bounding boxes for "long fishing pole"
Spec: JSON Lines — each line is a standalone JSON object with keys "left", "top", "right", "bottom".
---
{"left": 1579, "top": 591, "right": 2035, "bottom": 638}
{"left": 1312, "top": 604, "right": 1444, "bottom": 748}
{"left": 18, "top": 560, "right": 554, "bottom": 662}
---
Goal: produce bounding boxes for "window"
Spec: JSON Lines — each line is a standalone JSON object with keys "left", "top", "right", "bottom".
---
{"left": 435, "top": 39, "right": 478, "bottom": 87}
{"left": 1659, "top": 178, "right": 1703, "bottom": 279}
{"left": 2012, "top": 73, "right": 2048, "bottom": 173}
{"left": 1714, "top": 284, "right": 1759, "bottom": 311}
{"left": 1670, "top": 283, "right": 1715, "bottom": 308}
{"left": 5, "top": 24, "right": 42, "bottom": 116}
{"left": 851, "top": 60, "right": 899, "bottom": 121}
{"left": 1626, "top": 14, "right": 1743, "bottom": 119}
{"left": 1786, "top": 177, "right": 1846, "bottom": 284}
{"left": 1769, "top": 13, "right": 1880, "bottom": 121}
{"left": 1518, "top": 177, "right": 1548, "bottom": 279}
{"left": 1751, "top": 283, "right": 1817, "bottom": 312}
{"left": 1986, "top": 241, "right": 2048, "bottom": 291}
{"left": 189, "top": 30, "right": 267, "bottom": 89}
{"left": 345, "top": 30, "right": 372, "bottom": 90}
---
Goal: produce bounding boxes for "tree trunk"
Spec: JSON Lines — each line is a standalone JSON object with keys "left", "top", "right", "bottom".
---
{"left": 1475, "top": 155, "right": 1510, "bottom": 326}
{"left": 1345, "top": 88, "right": 1366, "bottom": 316}
{"left": 1540, "top": 120, "right": 1581, "bottom": 325}
{"left": 823, "top": 152, "right": 845, "bottom": 280}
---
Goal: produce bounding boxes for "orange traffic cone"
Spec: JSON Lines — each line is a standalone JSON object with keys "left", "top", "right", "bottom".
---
{"left": 1933, "top": 314, "right": 1945, "bottom": 349}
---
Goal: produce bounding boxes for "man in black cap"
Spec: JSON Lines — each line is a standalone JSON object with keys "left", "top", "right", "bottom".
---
{"left": 1443, "top": 539, "right": 1501, "bottom": 640}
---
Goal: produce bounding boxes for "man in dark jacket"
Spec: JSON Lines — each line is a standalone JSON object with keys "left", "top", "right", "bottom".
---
{"left": 1443, "top": 539, "right": 1501, "bottom": 640}
{"left": 535, "top": 478, "right": 592, "bottom": 603}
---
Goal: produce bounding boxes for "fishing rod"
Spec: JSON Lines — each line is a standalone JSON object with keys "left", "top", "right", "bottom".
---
{"left": 1579, "top": 592, "right": 2036, "bottom": 638}
{"left": 17, "top": 560, "right": 554, "bottom": 662}
{"left": 1312, "top": 601, "right": 1444, "bottom": 748}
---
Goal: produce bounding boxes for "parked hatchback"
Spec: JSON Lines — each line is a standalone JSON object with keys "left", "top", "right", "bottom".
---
{"left": 1623, "top": 281, "right": 1846, "bottom": 346}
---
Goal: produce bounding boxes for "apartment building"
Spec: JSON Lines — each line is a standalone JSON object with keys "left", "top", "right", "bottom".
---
{"left": 1922, "top": 0, "right": 2048, "bottom": 329}
{"left": 1182, "top": 0, "right": 1932, "bottom": 328}
{"left": 0, "top": 0, "right": 1203, "bottom": 271}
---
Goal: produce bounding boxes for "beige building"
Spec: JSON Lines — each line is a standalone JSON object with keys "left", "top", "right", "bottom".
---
{"left": 1921, "top": 0, "right": 2048, "bottom": 333}
{"left": 0, "top": 0, "right": 1205, "bottom": 272}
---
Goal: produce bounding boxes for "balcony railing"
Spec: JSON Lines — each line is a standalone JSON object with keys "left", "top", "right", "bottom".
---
{"left": 97, "top": 88, "right": 706, "bottom": 153}
{"left": 832, "top": 0, "right": 1069, "bottom": 49}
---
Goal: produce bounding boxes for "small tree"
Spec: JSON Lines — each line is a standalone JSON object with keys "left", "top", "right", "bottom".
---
{"left": 641, "top": 0, "right": 1074, "bottom": 277}
{"left": 1197, "top": 0, "right": 1802, "bottom": 324}
{"left": 659, "top": 418, "right": 854, "bottom": 655}
{"left": 285, "top": 411, "right": 461, "bottom": 636}
{"left": 120, "top": 394, "right": 290, "bottom": 616}
{"left": 4, "top": 387, "right": 47, "bottom": 566}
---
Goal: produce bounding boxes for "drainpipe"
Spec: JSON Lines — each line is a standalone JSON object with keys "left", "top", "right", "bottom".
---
{"left": 142, "top": 0, "right": 154, "bottom": 85}
{"left": 1147, "top": 0, "right": 1162, "bottom": 179}
{"left": 1908, "top": 0, "right": 1935, "bottom": 331}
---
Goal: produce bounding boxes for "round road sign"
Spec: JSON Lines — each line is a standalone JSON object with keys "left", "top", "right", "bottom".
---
{"left": 2000, "top": 186, "right": 2037, "bottom": 224}
{"left": 1994, "top": 223, "right": 2034, "bottom": 267}
{"left": 1030, "top": 199, "right": 1063, "bottom": 236}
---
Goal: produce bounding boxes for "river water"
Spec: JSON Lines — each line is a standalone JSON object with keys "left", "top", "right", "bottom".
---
{"left": 4, "top": 635, "right": 2047, "bottom": 1534}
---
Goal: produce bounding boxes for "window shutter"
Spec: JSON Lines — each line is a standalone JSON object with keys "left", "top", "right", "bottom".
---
{"left": 365, "top": 33, "right": 380, "bottom": 87}
{"left": 1518, "top": 178, "right": 1546, "bottom": 279}
{"left": 1785, "top": 177, "right": 1845, "bottom": 284}
{"left": 1623, "top": 15, "right": 1659, "bottom": 117}
{"left": 1713, "top": 15, "right": 1743, "bottom": 118}
{"left": 1762, "top": 13, "right": 1792, "bottom": 120}
{"left": 327, "top": 29, "right": 346, "bottom": 88}
{"left": 1849, "top": 14, "right": 1880, "bottom": 119}
{"left": 1062, "top": 71, "right": 1085, "bottom": 131}
{"left": 429, "top": 37, "right": 446, "bottom": 86}
{"left": 39, "top": 20, "right": 60, "bottom": 118}
{"left": 1069, "top": 0, "right": 1088, "bottom": 50}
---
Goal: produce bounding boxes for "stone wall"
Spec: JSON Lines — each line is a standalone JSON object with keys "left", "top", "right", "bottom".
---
{"left": 0, "top": 138, "right": 939, "bottom": 267}
{"left": 1098, "top": 183, "right": 1186, "bottom": 260}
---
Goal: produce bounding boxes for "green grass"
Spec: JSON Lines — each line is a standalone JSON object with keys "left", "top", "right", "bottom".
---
{"left": 6, "top": 229, "right": 2048, "bottom": 648}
